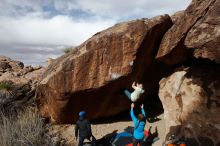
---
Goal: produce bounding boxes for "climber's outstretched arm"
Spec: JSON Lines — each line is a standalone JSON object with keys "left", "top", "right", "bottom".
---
{"left": 141, "top": 104, "right": 146, "bottom": 117}
{"left": 130, "top": 103, "right": 138, "bottom": 123}
{"left": 132, "top": 81, "right": 137, "bottom": 89}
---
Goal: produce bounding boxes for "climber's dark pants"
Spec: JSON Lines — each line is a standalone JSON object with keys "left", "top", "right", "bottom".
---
{"left": 133, "top": 138, "right": 143, "bottom": 146}
{"left": 124, "top": 90, "right": 131, "bottom": 100}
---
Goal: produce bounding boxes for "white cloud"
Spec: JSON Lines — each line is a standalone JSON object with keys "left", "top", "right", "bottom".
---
{"left": 0, "top": 0, "right": 191, "bottom": 19}
{"left": 0, "top": 15, "right": 116, "bottom": 46}
{"left": 0, "top": 14, "right": 116, "bottom": 65}
{"left": 0, "top": 0, "right": 192, "bottom": 65}
{"left": 0, "top": 45, "right": 65, "bottom": 66}
{"left": 52, "top": 0, "right": 191, "bottom": 19}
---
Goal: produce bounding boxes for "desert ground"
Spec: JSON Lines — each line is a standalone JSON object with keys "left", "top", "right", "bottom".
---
{"left": 50, "top": 114, "right": 165, "bottom": 146}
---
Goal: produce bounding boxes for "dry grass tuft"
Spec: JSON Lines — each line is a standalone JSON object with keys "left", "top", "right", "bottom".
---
{"left": 0, "top": 107, "right": 58, "bottom": 146}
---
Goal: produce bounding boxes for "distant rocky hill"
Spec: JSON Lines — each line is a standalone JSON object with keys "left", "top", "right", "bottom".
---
{"left": 0, "top": 56, "right": 45, "bottom": 112}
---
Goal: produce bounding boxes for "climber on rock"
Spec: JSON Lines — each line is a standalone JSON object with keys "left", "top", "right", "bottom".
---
{"left": 124, "top": 81, "right": 145, "bottom": 102}
{"left": 75, "top": 111, "right": 96, "bottom": 146}
{"left": 130, "top": 103, "right": 146, "bottom": 146}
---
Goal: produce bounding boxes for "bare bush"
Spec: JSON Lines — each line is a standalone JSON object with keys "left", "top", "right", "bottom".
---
{"left": 0, "top": 82, "right": 34, "bottom": 116}
{"left": 0, "top": 81, "right": 62, "bottom": 146}
{"left": 0, "top": 107, "right": 59, "bottom": 146}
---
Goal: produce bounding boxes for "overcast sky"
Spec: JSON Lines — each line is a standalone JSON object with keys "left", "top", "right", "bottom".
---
{"left": 0, "top": 0, "right": 191, "bottom": 66}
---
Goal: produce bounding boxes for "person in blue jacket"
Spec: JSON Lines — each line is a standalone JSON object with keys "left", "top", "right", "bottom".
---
{"left": 130, "top": 103, "right": 146, "bottom": 146}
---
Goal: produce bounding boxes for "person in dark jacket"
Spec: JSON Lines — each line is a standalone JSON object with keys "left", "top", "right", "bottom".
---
{"left": 130, "top": 103, "right": 146, "bottom": 146}
{"left": 75, "top": 111, "right": 96, "bottom": 146}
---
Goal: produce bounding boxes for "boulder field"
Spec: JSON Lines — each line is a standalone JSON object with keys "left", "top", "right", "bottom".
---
{"left": 35, "top": 0, "right": 220, "bottom": 145}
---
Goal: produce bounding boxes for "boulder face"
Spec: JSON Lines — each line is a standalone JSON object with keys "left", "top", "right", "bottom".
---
{"left": 170, "top": 10, "right": 184, "bottom": 24}
{"left": 159, "top": 64, "right": 220, "bottom": 146}
{"left": 156, "top": 0, "right": 220, "bottom": 64}
{"left": 185, "top": 0, "right": 220, "bottom": 63}
{"left": 36, "top": 15, "right": 172, "bottom": 123}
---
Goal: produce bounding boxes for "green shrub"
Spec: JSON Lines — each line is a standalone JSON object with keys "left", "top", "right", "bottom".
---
{"left": 63, "top": 47, "right": 72, "bottom": 54}
{"left": 0, "top": 81, "right": 13, "bottom": 91}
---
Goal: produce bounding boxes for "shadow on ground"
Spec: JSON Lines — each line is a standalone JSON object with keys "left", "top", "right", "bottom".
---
{"left": 84, "top": 126, "right": 160, "bottom": 146}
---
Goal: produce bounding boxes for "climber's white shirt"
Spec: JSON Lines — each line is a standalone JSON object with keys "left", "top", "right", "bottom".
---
{"left": 131, "top": 87, "right": 144, "bottom": 102}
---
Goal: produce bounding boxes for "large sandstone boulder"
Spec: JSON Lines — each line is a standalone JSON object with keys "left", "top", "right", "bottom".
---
{"left": 159, "top": 64, "right": 220, "bottom": 146}
{"left": 156, "top": 0, "right": 220, "bottom": 64}
{"left": 36, "top": 15, "right": 172, "bottom": 123}
{"left": 185, "top": 0, "right": 220, "bottom": 63}
{"left": 170, "top": 11, "right": 184, "bottom": 24}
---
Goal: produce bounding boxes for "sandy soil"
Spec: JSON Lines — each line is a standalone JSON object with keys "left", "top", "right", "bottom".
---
{"left": 50, "top": 114, "right": 165, "bottom": 146}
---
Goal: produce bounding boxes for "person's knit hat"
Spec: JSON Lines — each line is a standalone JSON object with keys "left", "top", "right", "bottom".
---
{"left": 79, "top": 111, "right": 86, "bottom": 120}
